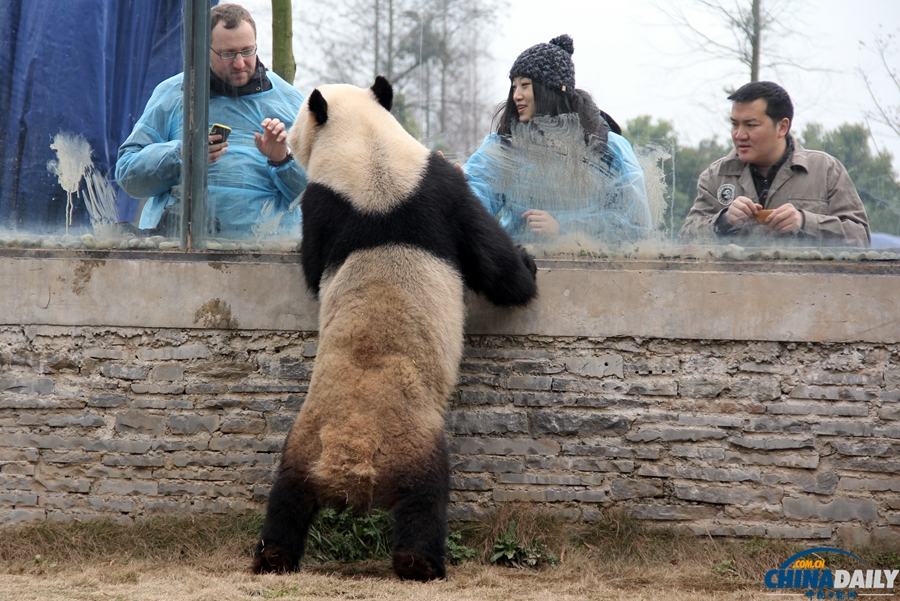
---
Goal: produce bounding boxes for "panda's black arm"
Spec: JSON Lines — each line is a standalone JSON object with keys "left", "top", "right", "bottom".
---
{"left": 453, "top": 180, "right": 537, "bottom": 307}
{"left": 299, "top": 184, "right": 344, "bottom": 297}
{"left": 299, "top": 230, "right": 324, "bottom": 296}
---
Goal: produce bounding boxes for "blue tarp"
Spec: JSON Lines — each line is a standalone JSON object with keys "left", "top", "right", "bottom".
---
{"left": 0, "top": 0, "right": 193, "bottom": 232}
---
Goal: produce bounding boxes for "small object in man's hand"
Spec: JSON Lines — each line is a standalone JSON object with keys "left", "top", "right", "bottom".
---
{"left": 209, "top": 123, "right": 231, "bottom": 145}
{"left": 754, "top": 209, "right": 773, "bottom": 224}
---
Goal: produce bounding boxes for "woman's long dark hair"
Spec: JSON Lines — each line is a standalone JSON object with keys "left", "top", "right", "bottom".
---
{"left": 492, "top": 80, "right": 621, "bottom": 144}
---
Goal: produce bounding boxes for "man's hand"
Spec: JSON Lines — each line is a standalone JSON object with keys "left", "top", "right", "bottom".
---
{"left": 764, "top": 203, "right": 803, "bottom": 234}
{"left": 208, "top": 134, "right": 228, "bottom": 164}
{"left": 522, "top": 209, "right": 560, "bottom": 236}
{"left": 254, "top": 118, "right": 290, "bottom": 162}
{"left": 725, "top": 196, "right": 761, "bottom": 226}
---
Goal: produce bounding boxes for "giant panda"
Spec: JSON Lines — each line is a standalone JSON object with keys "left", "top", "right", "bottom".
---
{"left": 251, "top": 76, "right": 537, "bottom": 581}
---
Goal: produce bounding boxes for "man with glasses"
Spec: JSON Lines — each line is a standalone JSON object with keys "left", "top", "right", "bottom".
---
{"left": 679, "top": 81, "right": 870, "bottom": 247}
{"left": 116, "top": 3, "right": 307, "bottom": 238}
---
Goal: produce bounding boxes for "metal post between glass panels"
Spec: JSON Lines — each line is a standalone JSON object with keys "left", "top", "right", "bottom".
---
{"left": 180, "top": 0, "right": 211, "bottom": 250}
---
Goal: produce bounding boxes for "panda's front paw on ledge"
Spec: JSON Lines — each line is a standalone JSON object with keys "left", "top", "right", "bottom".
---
{"left": 517, "top": 245, "right": 537, "bottom": 278}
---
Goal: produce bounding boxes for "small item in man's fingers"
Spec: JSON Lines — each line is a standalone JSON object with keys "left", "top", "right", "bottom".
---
{"left": 754, "top": 209, "right": 774, "bottom": 224}
{"left": 209, "top": 123, "right": 231, "bottom": 145}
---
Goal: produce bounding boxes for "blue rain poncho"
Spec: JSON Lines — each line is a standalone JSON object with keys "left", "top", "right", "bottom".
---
{"left": 463, "top": 114, "right": 651, "bottom": 245}
{"left": 115, "top": 70, "right": 307, "bottom": 237}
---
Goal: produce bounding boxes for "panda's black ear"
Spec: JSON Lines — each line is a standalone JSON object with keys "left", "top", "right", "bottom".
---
{"left": 308, "top": 89, "right": 328, "bottom": 126}
{"left": 371, "top": 76, "right": 393, "bottom": 112}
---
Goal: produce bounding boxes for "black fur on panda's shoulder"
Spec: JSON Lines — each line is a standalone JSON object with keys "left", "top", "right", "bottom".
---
{"left": 300, "top": 153, "right": 537, "bottom": 307}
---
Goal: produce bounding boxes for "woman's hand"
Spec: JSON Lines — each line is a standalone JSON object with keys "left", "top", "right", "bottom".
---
{"left": 437, "top": 150, "right": 464, "bottom": 174}
{"left": 522, "top": 209, "right": 560, "bottom": 236}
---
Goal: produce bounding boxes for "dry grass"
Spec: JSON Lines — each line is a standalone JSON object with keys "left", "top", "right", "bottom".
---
{"left": 0, "top": 509, "right": 896, "bottom": 601}
{"left": 0, "top": 558, "right": 786, "bottom": 601}
{"left": 0, "top": 511, "right": 263, "bottom": 568}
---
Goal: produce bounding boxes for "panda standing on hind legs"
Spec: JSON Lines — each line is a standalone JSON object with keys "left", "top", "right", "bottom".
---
{"left": 251, "top": 76, "right": 538, "bottom": 581}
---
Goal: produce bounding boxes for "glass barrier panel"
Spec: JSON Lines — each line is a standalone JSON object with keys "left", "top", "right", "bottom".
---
{"left": 0, "top": 1, "right": 186, "bottom": 250}
{"left": 2, "top": 0, "right": 897, "bottom": 261}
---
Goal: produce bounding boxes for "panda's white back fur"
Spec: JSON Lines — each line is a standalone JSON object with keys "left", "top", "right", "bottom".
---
{"left": 288, "top": 84, "right": 430, "bottom": 215}
{"left": 292, "top": 245, "right": 464, "bottom": 506}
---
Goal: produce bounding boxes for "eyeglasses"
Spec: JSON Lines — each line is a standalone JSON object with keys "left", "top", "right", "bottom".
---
{"left": 210, "top": 46, "right": 257, "bottom": 60}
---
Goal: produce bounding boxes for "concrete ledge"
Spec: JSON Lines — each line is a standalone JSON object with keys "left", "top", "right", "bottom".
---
{"left": 1, "top": 251, "right": 898, "bottom": 343}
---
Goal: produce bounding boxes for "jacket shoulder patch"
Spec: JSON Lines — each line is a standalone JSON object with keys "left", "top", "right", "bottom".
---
{"left": 717, "top": 183, "right": 736, "bottom": 206}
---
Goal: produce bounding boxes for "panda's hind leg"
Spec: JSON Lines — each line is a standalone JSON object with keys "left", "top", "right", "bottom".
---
{"left": 252, "top": 468, "right": 319, "bottom": 574}
{"left": 389, "top": 439, "right": 449, "bottom": 581}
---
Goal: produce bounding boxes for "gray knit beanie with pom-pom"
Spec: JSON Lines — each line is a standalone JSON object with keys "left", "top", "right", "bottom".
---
{"left": 508, "top": 34, "right": 575, "bottom": 95}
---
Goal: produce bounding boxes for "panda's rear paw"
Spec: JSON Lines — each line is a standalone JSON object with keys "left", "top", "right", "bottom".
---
{"left": 251, "top": 540, "right": 296, "bottom": 574}
{"left": 392, "top": 550, "right": 446, "bottom": 581}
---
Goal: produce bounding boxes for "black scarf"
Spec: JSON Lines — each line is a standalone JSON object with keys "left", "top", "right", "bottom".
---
{"left": 209, "top": 57, "right": 273, "bottom": 97}
{"left": 750, "top": 134, "right": 794, "bottom": 205}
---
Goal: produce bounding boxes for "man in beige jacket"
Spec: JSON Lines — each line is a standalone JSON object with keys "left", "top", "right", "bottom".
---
{"left": 679, "top": 81, "right": 870, "bottom": 247}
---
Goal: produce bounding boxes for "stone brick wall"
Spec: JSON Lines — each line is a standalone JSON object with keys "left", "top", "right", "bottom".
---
{"left": 450, "top": 338, "right": 899, "bottom": 549}
{"left": 2, "top": 324, "right": 898, "bottom": 548}
{"left": 0, "top": 327, "right": 313, "bottom": 525}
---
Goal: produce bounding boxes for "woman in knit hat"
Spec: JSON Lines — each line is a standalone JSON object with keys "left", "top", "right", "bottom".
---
{"left": 463, "top": 35, "right": 651, "bottom": 246}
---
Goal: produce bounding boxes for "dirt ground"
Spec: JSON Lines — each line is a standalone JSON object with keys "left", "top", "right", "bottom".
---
{"left": 2, "top": 514, "right": 896, "bottom": 601}
{"left": 0, "top": 557, "right": 825, "bottom": 601}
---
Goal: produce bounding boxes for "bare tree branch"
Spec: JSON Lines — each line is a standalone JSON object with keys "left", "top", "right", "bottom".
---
{"left": 293, "top": 0, "right": 504, "bottom": 154}
{"left": 653, "top": 0, "right": 821, "bottom": 83}
{"left": 859, "top": 29, "right": 900, "bottom": 139}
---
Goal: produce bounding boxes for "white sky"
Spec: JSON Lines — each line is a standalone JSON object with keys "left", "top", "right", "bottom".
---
{"left": 243, "top": 0, "right": 900, "bottom": 162}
